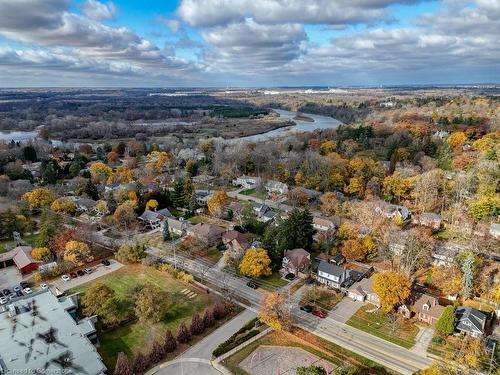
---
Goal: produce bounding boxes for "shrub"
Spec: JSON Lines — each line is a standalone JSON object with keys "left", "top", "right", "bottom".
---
{"left": 202, "top": 309, "right": 215, "bottom": 328}
{"left": 212, "top": 329, "right": 260, "bottom": 357}
{"left": 212, "top": 302, "right": 226, "bottom": 320}
{"left": 190, "top": 313, "right": 204, "bottom": 336}
{"left": 163, "top": 330, "right": 177, "bottom": 353}
{"left": 148, "top": 341, "right": 165, "bottom": 364}
{"left": 114, "top": 352, "right": 133, "bottom": 375}
{"left": 133, "top": 353, "right": 148, "bottom": 374}
{"left": 176, "top": 322, "right": 191, "bottom": 344}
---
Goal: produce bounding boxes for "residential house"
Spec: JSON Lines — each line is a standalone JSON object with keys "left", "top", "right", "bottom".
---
{"left": 375, "top": 203, "right": 411, "bottom": 222}
{"left": 75, "top": 197, "right": 97, "bottom": 212}
{"left": 313, "top": 216, "right": 336, "bottom": 232}
{"left": 167, "top": 217, "right": 189, "bottom": 236}
{"left": 265, "top": 180, "right": 288, "bottom": 194}
{"left": 455, "top": 307, "right": 487, "bottom": 337}
{"left": 331, "top": 253, "right": 346, "bottom": 266}
{"left": 281, "top": 248, "right": 311, "bottom": 277}
{"left": 226, "top": 201, "right": 246, "bottom": 222}
{"left": 138, "top": 209, "right": 171, "bottom": 229}
{"left": 490, "top": 223, "right": 500, "bottom": 240}
{"left": 251, "top": 202, "right": 276, "bottom": 223}
{"left": 222, "top": 230, "right": 250, "bottom": 258}
{"left": 412, "top": 294, "right": 445, "bottom": 325}
{"left": 196, "top": 190, "right": 212, "bottom": 206}
{"left": 432, "top": 242, "right": 461, "bottom": 267}
{"left": 314, "top": 260, "right": 349, "bottom": 289}
{"left": 412, "top": 212, "right": 442, "bottom": 230}
{"left": 0, "top": 246, "right": 42, "bottom": 274}
{"left": 289, "top": 187, "right": 321, "bottom": 202}
{"left": 233, "top": 175, "right": 262, "bottom": 189}
{"left": 347, "top": 275, "right": 380, "bottom": 306}
{"left": 192, "top": 174, "right": 216, "bottom": 185}
{"left": 186, "top": 223, "right": 225, "bottom": 245}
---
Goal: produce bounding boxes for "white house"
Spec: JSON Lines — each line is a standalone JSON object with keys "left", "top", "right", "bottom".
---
{"left": 314, "top": 260, "right": 349, "bottom": 289}
{"left": 233, "top": 176, "right": 262, "bottom": 189}
{"left": 265, "top": 180, "right": 288, "bottom": 194}
{"left": 313, "top": 216, "right": 336, "bottom": 232}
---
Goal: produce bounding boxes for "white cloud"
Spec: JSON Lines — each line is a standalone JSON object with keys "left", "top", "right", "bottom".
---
{"left": 82, "top": 0, "right": 116, "bottom": 21}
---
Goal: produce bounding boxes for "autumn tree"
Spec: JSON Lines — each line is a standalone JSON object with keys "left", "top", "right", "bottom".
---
{"left": 430, "top": 266, "right": 461, "bottom": 297}
{"left": 90, "top": 161, "right": 113, "bottom": 184}
{"left": 435, "top": 306, "right": 456, "bottom": 336}
{"left": 31, "top": 247, "right": 52, "bottom": 262}
{"left": 113, "top": 203, "right": 137, "bottom": 229}
{"left": 50, "top": 197, "right": 77, "bottom": 214}
{"left": 133, "top": 353, "right": 148, "bottom": 374}
{"left": 447, "top": 131, "right": 467, "bottom": 150}
{"left": 146, "top": 151, "right": 171, "bottom": 175}
{"left": 207, "top": 191, "right": 229, "bottom": 217}
{"left": 163, "top": 330, "right": 177, "bottom": 353}
{"left": 81, "top": 283, "right": 124, "bottom": 326}
{"left": 320, "top": 192, "right": 341, "bottom": 216}
{"left": 134, "top": 285, "right": 169, "bottom": 324}
{"left": 239, "top": 248, "right": 272, "bottom": 278}
{"left": 22, "top": 188, "right": 54, "bottom": 210}
{"left": 398, "top": 228, "right": 435, "bottom": 278}
{"left": 50, "top": 228, "right": 77, "bottom": 258}
{"left": 115, "top": 239, "right": 147, "bottom": 263}
{"left": 148, "top": 341, "right": 165, "bottom": 364}
{"left": 202, "top": 308, "right": 215, "bottom": 328}
{"left": 373, "top": 272, "right": 412, "bottom": 312}
{"left": 176, "top": 322, "right": 191, "bottom": 343}
{"left": 259, "top": 292, "right": 292, "bottom": 331}
{"left": 114, "top": 352, "right": 133, "bottom": 375}
{"left": 382, "top": 172, "right": 414, "bottom": 203}
{"left": 190, "top": 313, "right": 204, "bottom": 336}
{"left": 64, "top": 240, "right": 93, "bottom": 266}
{"left": 146, "top": 199, "right": 159, "bottom": 211}
{"left": 341, "top": 236, "right": 377, "bottom": 262}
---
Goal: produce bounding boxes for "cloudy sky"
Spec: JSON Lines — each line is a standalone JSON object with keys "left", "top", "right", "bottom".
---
{"left": 0, "top": 0, "right": 498, "bottom": 87}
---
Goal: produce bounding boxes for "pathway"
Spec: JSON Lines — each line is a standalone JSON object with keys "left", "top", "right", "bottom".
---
{"left": 411, "top": 327, "right": 435, "bottom": 355}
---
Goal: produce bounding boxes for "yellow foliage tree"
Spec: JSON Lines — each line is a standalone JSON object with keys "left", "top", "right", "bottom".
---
{"left": 382, "top": 172, "right": 415, "bottom": 202}
{"left": 373, "top": 272, "right": 412, "bottom": 312}
{"left": 258, "top": 292, "right": 292, "bottom": 331}
{"left": 50, "top": 197, "right": 77, "bottom": 214}
{"left": 113, "top": 165, "right": 134, "bottom": 183}
{"left": 320, "top": 140, "right": 336, "bottom": 155}
{"left": 22, "top": 188, "right": 54, "bottom": 210}
{"left": 146, "top": 199, "right": 159, "bottom": 211}
{"left": 31, "top": 247, "right": 52, "bottom": 262}
{"left": 113, "top": 204, "right": 137, "bottom": 229}
{"left": 472, "top": 131, "right": 499, "bottom": 155}
{"left": 344, "top": 177, "right": 364, "bottom": 196}
{"left": 64, "top": 240, "right": 93, "bottom": 266}
{"left": 90, "top": 162, "right": 113, "bottom": 184}
{"left": 207, "top": 191, "right": 229, "bottom": 217}
{"left": 320, "top": 192, "right": 340, "bottom": 216}
{"left": 239, "top": 248, "right": 272, "bottom": 278}
{"left": 95, "top": 200, "right": 108, "bottom": 215}
{"left": 447, "top": 131, "right": 468, "bottom": 150}
{"left": 146, "top": 151, "right": 171, "bottom": 174}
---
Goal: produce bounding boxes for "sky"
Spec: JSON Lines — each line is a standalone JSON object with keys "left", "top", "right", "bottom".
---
{"left": 0, "top": 0, "right": 499, "bottom": 87}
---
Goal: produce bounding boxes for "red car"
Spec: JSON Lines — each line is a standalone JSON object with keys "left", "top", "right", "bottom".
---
{"left": 312, "top": 309, "right": 327, "bottom": 319}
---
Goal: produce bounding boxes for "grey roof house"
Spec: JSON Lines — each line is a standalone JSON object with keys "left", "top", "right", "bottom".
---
{"left": 455, "top": 307, "right": 487, "bottom": 337}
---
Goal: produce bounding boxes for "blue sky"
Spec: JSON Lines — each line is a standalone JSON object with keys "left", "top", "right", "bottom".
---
{"left": 0, "top": 0, "right": 498, "bottom": 86}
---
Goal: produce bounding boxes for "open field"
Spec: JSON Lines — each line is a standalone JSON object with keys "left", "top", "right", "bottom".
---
{"left": 70, "top": 265, "right": 223, "bottom": 369}
{"left": 0, "top": 233, "right": 41, "bottom": 253}
{"left": 346, "top": 305, "right": 420, "bottom": 349}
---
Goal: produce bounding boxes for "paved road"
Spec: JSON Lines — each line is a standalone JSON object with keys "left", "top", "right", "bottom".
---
{"left": 330, "top": 297, "right": 364, "bottom": 323}
{"left": 151, "top": 247, "right": 433, "bottom": 375}
{"left": 150, "top": 309, "right": 257, "bottom": 375}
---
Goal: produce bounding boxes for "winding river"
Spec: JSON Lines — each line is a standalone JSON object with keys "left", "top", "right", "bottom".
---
{"left": 237, "top": 108, "right": 343, "bottom": 142}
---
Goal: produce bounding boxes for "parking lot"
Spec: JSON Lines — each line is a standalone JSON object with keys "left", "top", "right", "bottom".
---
{"left": 51, "top": 259, "right": 124, "bottom": 292}
{"left": 0, "top": 267, "right": 25, "bottom": 291}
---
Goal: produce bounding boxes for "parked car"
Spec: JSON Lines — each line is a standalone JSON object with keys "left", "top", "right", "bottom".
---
{"left": 246, "top": 281, "right": 258, "bottom": 289}
{"left": 312, "top": 309, "right": 327, "bottom": 319}
{"left": 2, "top": 289, "right": 11, "bottom": 295}
{"left": 13, "top": 285, "right": 21, "bottom": 293}
{"left": 300, "top": 305, "right": 313, "bottom": 313}
{"left": 40, "top": 283, "right": 49, "bottom": 290}
{"left": 8, "top": 294, "right": 15, "bottom": 300}
{"left": 70, "top": 272, "right": 78, "bottom": 278}
{"left": 76, "top": 270, "right": 85, "bottom": 276}
{"left": 101, "top": 259, "right": 111, "bottom": 266}
{"left": 61, "top": 275, "right": 70, "bottom": 282}
{"left": 0, "top": 297, "right": 7, "bottom": 305}
{"left": 20, "top": 281, "right": 29, "bottom": 288}
{"left": 23, "top": 288, "right": 33, "bottom": 295}
{"left": 16, "top": 291, "right": 23, "bottom": 297}
{"left": 84, "top": 268, "right": 93, "bottom": 274}
{"left": 284, "top": 273, "right": 296, "bottom": 280}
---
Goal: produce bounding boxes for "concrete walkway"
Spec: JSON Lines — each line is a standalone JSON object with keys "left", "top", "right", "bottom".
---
{"left": 411, "top": 327, "right": 434, "bottom": 355}
{"left": 330, "top": 297, "right": 363, "bottom": 323}
{"left": 149, "top": 309, "right": 257, "bottom": 375}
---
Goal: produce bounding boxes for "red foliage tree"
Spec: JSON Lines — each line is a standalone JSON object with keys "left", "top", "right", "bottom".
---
{"left": 133, "top": 353, "right": 149, "bottom": 374}
{"left": 148, "top": 341, "right": 165, "bottom": 364}
{"left": 190, "top": 313, "right": 204, "bottom": 336}
{"left": 176, "top": 322, "right": 191, "bottom": 344}
{"left": 50, "top": 228, "right": 77, "bottom": 258}
{"left": 163, "top": 330, "right": 177, "bottom": 353}
{"left": 212, "top": 302, "right": 226, "bottom": 320}
{"left": 114, "top": 352, "right": 133, "bottom": 375}
{"left": 202, "top": 308, "right": 215, "bottom": 328}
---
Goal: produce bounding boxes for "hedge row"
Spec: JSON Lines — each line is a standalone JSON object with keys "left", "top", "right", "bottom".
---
{"left": 212, "top": 329, "right": 260, "bottom": 357}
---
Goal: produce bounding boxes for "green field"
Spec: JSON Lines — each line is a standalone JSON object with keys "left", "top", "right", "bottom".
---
{"left": 346, "top": 305, "right": 419, "bottom": 349}
{"left": 70, "top": 265, "right": 217, "bottom": 369}
{"left": 0, "top": 233, "right": 41, "bottom": 253}
{"left": 257, "top": 272, "right": 289, "bottom": 291}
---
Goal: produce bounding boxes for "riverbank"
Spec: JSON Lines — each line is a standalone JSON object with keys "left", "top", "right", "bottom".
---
{"left": 293, "top": 114, "right": 314, "bottom": 122}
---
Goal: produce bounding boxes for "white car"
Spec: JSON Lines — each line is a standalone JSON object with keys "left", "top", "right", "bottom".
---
{"left": 0, "top": 297, "right": 7, "bottom": 305}
{"left": 23, "top": 288, "right": 33, "bottom": 295}
{"left": 13, "top": 285, "right": 22, "bottom": 293}
{"left": 40, "top": 283, "right": 49, "bottom": 290}
{"left": 61, "top": 274, "right": 71, "bottom": 282}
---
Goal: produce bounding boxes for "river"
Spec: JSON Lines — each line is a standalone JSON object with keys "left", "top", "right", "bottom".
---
{"left": 0, "top": 130, "right": 39, "bottom": 142}
{"left": 237, "top": 108, "right": 343, "bottom": 142}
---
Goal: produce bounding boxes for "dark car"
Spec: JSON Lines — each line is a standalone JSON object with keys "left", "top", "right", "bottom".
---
{"left": 300, "top": 305, "right": 313, "bottom": 313}
{"left": 20, "top": 281, "right": 30, "bottom": 288}
{"left": 2, "top": 289, "right": 11, "bottom": 296}
{"left": 284, "top": 273, "right": 296, "bottom": 280}
{"left": 312, "top": 309, "right": 327, "bottom": 319}
{"left": 76, "top": 270, "right": 85, "bottom": 276}
{"left": 246, "top": 281, "right": 258, "bottom": 289}
{"left": 70, "top": 272, "right": 78, "bottom": 278}
{"left": 101, "top": 259, "right": 111, "bottom": 266}
{"left": 16, "top": 291, "right": 23, "bottom": 297}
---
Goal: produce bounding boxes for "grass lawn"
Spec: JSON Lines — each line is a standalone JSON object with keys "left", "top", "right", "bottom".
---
{"left": 258, "top": 272, "right": 289, "bottom": 291}
{"left": 221, "top": 329, "right": 396, "bottom": 375}
{"left": 346, "top": 305, "right": 419, "bottom": 349}
{"left": 70, "top": 265, "right": 219, "bottom": 370}
{"left": 207, "top": 246, "right": 223, "bottom": 263}
{"left": 0, "top": 233, "right": 41, "bottom": 253}
{"left": 240, "top": 188, "right": 267, "bottom": 199}
{"left": 188, "top": 215, "right": 202, "bottom": 225}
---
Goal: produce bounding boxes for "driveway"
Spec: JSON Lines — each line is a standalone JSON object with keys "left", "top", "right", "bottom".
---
{"left": 330, "top": 297, "right": 363, "bottom": 323}
{"left": 51, "top": 259, "right": 124, "bottom": 292}
{"left": 411, "top": 327, "right": 434, "bottom": 355}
